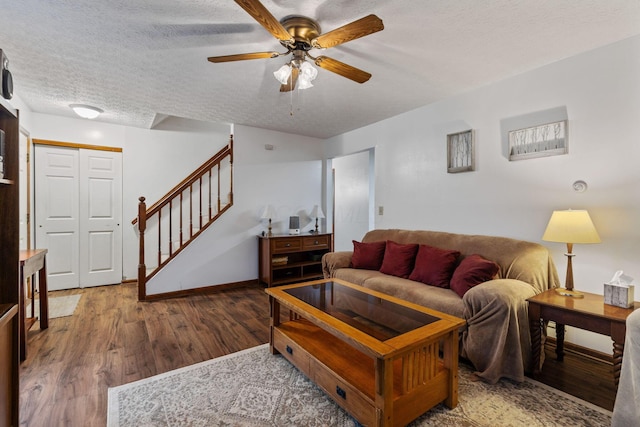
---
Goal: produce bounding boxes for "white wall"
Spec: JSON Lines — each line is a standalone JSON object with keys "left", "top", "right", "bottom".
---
{"left": 324, "top": 35, "right": 640, "bottom": 352}
{"left": 147, "top": 125, "right": 325, "bottom": 294}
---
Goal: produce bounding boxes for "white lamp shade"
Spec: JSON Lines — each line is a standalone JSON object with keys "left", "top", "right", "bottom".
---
{"left": 310, "top": 205, "right": 325, "bottom": 219}
{"left": 260, "top": 204, "right": 276, "bottom": 220}
{"left": 542, "top": 210, "right": 601, "bottom": 244}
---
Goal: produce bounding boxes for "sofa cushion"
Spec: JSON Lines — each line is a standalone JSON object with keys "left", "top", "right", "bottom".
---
{"left": 408, "top": 244, "right": 460, "bottom": 287}
{"left": 379, "top": 240, "right": 419, "bottom": 278}
{"left": 450, "top": 254, "right": 500, "bottom": 297}
{"left": 361, "top": 275, "right": 466, "bottom": 319}
{"left": 351, "top": 240, "right": 386, "bottom": 270}
{"left": 332, "top": 268, "right": 388, "bottom": 287}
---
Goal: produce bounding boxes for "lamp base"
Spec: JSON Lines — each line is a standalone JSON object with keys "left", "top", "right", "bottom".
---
{"left": 554, "top": 287, "right": 585, "bottom": 298}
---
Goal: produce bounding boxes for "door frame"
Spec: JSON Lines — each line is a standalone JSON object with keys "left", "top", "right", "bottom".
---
{"left": 19, "top": 126, "right": 32, "bottom": 251}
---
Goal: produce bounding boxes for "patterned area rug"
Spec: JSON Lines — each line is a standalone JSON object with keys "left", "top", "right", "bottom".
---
{"left": 107, "top": 344, "right": 612, "bottom": 427}
{"left": 27, "top": 294, "right": 81, "bottom": 319}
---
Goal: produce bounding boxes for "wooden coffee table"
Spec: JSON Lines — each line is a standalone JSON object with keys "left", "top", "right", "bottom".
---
{"left": 265, "top": 278, "right": 465, "bottom": 427}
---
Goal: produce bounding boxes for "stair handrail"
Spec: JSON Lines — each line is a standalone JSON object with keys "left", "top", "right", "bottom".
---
{"left": 132, "top": 138, "right": 233, "bottom": 225}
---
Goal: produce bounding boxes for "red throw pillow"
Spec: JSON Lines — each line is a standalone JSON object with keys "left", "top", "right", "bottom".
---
{"left": 379, "top": 240, "right": 419, "bottom": 278}
{"left": 408, "top": 244, "right": 461, "bottom": 287}
{"left": 351, "top": 240, "right": 386, "bottom": 270}
{"left": 450, "top": 254, "right": 500, "bottom": 298}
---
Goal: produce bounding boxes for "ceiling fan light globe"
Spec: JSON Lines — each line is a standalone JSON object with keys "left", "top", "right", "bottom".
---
{"left": 299, "top": 62, "right": 318, "bottom": 81}
{"left": 274, "top": 64, "right": 292, "bottom": 84}
{"left": 298, "top": 76, "right": 314, "bottom": 89}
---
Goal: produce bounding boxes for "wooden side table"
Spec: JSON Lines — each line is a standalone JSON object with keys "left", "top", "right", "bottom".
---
{"left": 528, "top": 289, "right": 639, "bottom": 386}
{"left": 19, "top": 249, "right": 49, "bottom": 361}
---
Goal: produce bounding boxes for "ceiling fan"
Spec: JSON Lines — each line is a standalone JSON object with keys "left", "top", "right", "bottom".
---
{"left": 207, "top": 0, "right": 384, "bottom": 92}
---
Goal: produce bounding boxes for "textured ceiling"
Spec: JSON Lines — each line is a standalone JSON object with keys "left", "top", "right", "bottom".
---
{"left": 0, "top": 1, "right": 639, "bottom": 139}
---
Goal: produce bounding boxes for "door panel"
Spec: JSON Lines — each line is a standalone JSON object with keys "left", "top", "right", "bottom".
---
{"left": 35, "top": 145, "right": 123, "bottom": 290}
{"left": 35, "top": 146, "right": 80, "bottom": 290}
{"left": 79, "top": 150, "right": 122, "bottom": 287}
{"left": 332, "top": 150, "right": 373, "bottom": 251}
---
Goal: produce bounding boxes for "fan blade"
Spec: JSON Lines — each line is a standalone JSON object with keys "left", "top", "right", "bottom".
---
{"left": 234, "top": 0, "right": 294, "bottom": 43}
{"left": 208, "top": 51, "right": 280, "bottom": 63}
{"left": 312, "top": 14, "right": 383, "bottom": 49}
{"left": 280, "top": 67, "right": 299, "bottom": 92}
{"left": 314, "top": 56, "right": 371, "bottom": 83}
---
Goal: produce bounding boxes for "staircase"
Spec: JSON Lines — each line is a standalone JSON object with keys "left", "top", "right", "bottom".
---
{"left": 133, "top": 136, "right": 233, "bottom": 300}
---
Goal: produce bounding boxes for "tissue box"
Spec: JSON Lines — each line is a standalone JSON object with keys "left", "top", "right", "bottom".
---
{"left": 604, "top": 283, "right": 634, "bottom": 308}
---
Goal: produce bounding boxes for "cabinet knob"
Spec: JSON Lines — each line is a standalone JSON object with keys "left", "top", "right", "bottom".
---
{"left": 314, "top": 240, "right": 319, "bottom": 245}
{"left": 285, "top": 243, "right": 291, "bottom": 247}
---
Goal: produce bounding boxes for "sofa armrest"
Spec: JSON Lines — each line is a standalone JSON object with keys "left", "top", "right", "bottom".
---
{"left": 461, "top": 278, "right": 538, "bottom": 383}
{"left": 322, "top": 251, "right": 353, "bottom": 278}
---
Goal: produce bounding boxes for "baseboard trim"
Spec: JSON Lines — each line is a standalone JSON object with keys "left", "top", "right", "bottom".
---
{"left": 545, "top": 337, "right": 613, "bottom": 364}
{"left": 141, "top": 279, "right": 261, "bottom": 301}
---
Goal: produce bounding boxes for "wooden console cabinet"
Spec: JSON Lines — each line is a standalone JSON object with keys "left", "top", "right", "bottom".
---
{"left": 258, "top": 233, "right": 333, "bottom": 287}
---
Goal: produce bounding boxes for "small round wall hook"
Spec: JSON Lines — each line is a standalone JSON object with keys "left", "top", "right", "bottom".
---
{"left": 572, "top": 180, "right": 588, "bottom": 193}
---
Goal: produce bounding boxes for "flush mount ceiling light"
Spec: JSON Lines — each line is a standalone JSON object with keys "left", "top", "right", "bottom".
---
{"left": 69, "top": 104, "right": 103, "bottom": 119}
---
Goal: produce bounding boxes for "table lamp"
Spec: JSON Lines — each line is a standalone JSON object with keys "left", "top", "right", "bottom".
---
{"left": 309, "top": 205, "right": 325, "bottom": 234}
{"left": 260, "top": 204, "right": 276, "bottom": 237}
{"left": 542, "top": 209, "right": 601, "bottom": 298}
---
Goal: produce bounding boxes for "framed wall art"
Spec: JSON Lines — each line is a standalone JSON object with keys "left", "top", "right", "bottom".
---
{"left": 508, "top": 120, "right": 567, "bottom": 161}
{"left": 447, "top": 129, "right": 475, "bottom": 173}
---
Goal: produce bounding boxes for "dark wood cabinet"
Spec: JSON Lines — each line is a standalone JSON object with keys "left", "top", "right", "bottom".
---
{"left": 0, "top": 97, "right": 19, "bottom": 427}
{"left": 258, "top": 233, "right": 333, "bottom": 287}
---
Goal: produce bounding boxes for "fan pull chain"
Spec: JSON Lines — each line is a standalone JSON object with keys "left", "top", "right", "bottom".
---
{"left": 290, "top": 83, "right": 294, "bottom": 116}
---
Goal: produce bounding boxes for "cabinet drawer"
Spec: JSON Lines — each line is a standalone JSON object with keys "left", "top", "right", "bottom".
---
{"left": 273, "top": 328, "right": 311, "bottom": 376}
{"left": 272, "top": 238, "right": 302, "bottom": 253}
{"left": 302, "top": 235, "right": 329, "bottom": 250}
{"left": 311, "top": 359, "right": 376, "bottom": 426}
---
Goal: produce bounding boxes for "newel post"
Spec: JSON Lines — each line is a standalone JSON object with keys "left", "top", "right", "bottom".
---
{"left": 137, "top": 196, "right": 147, "bottom": 301}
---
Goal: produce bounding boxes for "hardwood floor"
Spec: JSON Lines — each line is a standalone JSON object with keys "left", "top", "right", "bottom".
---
{"left": 19, "top": 282, "right": 271, "bottom": 427}
{"left": 19, "top": 283, "right": 617, "bottom": 426}
{"left": 536, "top": 339, "right": 617, "bottom": 411}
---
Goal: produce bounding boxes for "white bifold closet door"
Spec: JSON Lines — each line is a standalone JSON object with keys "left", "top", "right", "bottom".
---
{"left": 35, "top": 145, "right": 122, "bottom": 291}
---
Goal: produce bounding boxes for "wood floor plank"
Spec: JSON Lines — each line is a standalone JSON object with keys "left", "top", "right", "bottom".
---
{"left": 19, "top": 282, "right": 616, "bottom": 426}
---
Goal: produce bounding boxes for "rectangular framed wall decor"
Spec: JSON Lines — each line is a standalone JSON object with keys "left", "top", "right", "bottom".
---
{"left": 447, "top": 129, "right": 475, "bottom": 173}
{"left": 508, "top": 120, "right": 568, "bottom": 161}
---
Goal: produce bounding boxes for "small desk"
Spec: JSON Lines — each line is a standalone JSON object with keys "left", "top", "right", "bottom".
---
{"left": 19, "top": 249, "right": 49, "bottom": 361}
{"left": 528, "top": 289, "right": 639, "bottom": 386}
